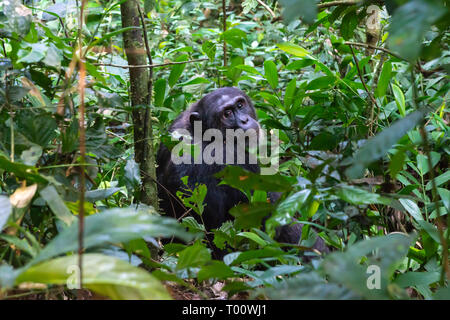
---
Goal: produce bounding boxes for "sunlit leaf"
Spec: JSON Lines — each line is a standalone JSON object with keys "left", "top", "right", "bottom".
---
{"left": 16, "top": 254, "right": 171, "bottom": 300}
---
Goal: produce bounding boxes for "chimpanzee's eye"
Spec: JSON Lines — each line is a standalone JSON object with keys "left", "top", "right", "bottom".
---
{"left": 224, "top": 109, "right": 232, "bottom": 118}
{"left": 237, "top": 101, "right": 244, "bottom": 109}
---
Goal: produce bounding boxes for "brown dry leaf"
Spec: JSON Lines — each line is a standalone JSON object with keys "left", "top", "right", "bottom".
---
{"left": 21, "top": 77, "right": 45, "bottom": 106}
{"left": 10, "top": 184, "right": 38, "bottom": 208}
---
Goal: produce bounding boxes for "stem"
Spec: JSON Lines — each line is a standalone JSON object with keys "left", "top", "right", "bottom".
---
{"left": 93, "top": 59, "right": 208, "bottom": 69}
{"left": 222, "top": 0, "right": 227, "bottom": 67}
{"left": 77, "top": 0, "right": 88, "bottom": 293}
{"left": 411, "top": 68, "right": 449, "bottom": 282}
{"left": 348, "top": 44, "right": 380, "bottom": 136}
{"left": 256, "top": 0, "right": 275, "bottom": 18}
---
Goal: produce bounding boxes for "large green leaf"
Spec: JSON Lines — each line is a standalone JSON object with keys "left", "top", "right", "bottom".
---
{"left": 16, "top": 254, "right": 171, "bottom": 300}
{"left": 345, "top": 108, "right": 429, "bottom": 179}
{"left": 258, "top": 272, "right": 359, "bottom": 299}
{"left": 264, "top": 60, "right": 278, "bottom": 89}
{"left": 176, "top": 242, "right": 211, "bottom": 270}
{"left": 230, "top": 202, "right": 273, "bottom": 229}
{"left": 387, "top": 0, "right": 445, "bottom": 62}
{"left": 32, "top": 207, "right": 193, "bottom": 265}
{"left": 40, "top": 185, "right": 76, "bottom": 226}
{"left": 278, "top": 0, "right": 317, "bottom": 24}
{"left": 215, "top": 166, "right": 294, "bottom": 192}
{"left": 322, "top": 233, "right": 413, "bottom": 299}
{"left": 375, "top": 61, "right": 392, "bottom": 98}
{"left": 168, "top": 54, "right": 188, "bottom": 87}
{"left": 0, "top": 155, "right": 48, "bottom": 184}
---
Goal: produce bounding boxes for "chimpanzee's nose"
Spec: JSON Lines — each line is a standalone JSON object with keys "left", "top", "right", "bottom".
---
{"left": 240, "top": 116, "right": 248, "bottom": 124}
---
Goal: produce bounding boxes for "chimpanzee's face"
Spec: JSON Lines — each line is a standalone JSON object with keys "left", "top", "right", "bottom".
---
{"left": 200, "top": 87, "right": 259, "bottom": 133}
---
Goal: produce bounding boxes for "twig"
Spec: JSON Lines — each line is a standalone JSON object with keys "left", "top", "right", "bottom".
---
{"left": 318, "top": 0, "right": 359, "bottom": 9}
{"left": 348, "top": 44, "right": 380, "bottom": 136}
{"left": 412, "top": 69, "right": 449, "bottom": 282}
{"left": 256, "top": 0, "right": 275, "bottom": 18}
{"left": 93, "top": 58, "right": 208, "bottom": 69}
{"left": 344, "top": 41, "right": 404, "bottom": 60}
{"left": 222, "top": 0, "right": 227, "bottom": 67}
{"left": 76, "top": 0, "right": 88, "bottom": 294}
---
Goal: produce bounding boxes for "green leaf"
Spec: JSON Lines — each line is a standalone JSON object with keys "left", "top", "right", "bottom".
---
{"left": 260, "top": 272, "right": 359, "bottom": 299}
{"left": 345, "top": 108, "right": 429, "bottom": 179}
{"left": 0, "top": 155, "right": 47, "bottom": 184}
{"left": 274, "top": 189, "right": 311, "bottom": 225}
{"left": 16, "top": 254, "right": 171, "bottom": 300}
{"left": 224, "top": 247, "right": 285, "bottom": 266}
{"left": 394, "top": 271, "right": 440, "bottom": 288}
{"left": 202, "top": 41, "right": 216, "bottom": 61}
{"left": 16, "top": 113, "right": 57, "bottom": 148}
{"left": 375, "top": 61, "right": 392, "bottom": 98}
{"left": 392, "top": 84, "right": 406, "bottom": 117}
{"left": 6, "top": 86, "right": 30, "bottom": 102}
{"left": 0, "top": 234, "right": 38, "bottom": 257}
{"left": 197, "top": 261, "right": 234, "bottom": 282}
{"left": 341, "top": 9, "right": 358, "bottom": 40}
{"left": 39, "top": 185, "right": 76, "bottom": 226}
{"left": 176, "top": 242, "right": 211, "bottom": 270}
{"left": 322, "top": 233, "right": 413, "bottom": 299}
{"left": 416, "top": 152, "right": 440, "bottom": 176}
{"left": 237, "top": 232, "right": 268, "bottom": 247}
{"left": 437, "top": 188, "right": 450, "bottom": 213}
{"left": 215, "top": 166, "right": 294, "bottom": 192}
{"left": 389, "top": 148, "right": 406, "bottom": 178}
{"left": 168, "top": 54, "right": 188, "bottom": 87}
{"left": 399, "top": 199, "right": 423, "bottom": 221}
{"left": 286, "top": 59, "right": 315, "bottom": 70}
{"left": 20, "top": 145, "right": 43, "bottom": 166}
{"left": 278, "top": 0, "right": 317, "bottom": 24}
{"left": 85, "top": 188, "right": 121, "bottom": 202}
{"left": 284, "top": 78, "right": 297, "bottom": 108}
{"left": 305, "top": 76, "right": 336, "bottom": 90}
{"left": 17, "top": 43, "right": 47, "bottom": 64}
{"left": 42, "top": 43, "right": 62, "bottom": 68}
{"left": 417, "top": 220, "right": 440, "bottom": 243}
{"left": 222, "top": 28, "right": 247, "bottom": 49}
{"left": 426, "top": 171, "right": 450, "bottom": 191}
{"left": 277, "top": 43, "right": 310, "bottom": 58}
{"left": 387, "top": 0, "right": 445, "bottom": 62}
{"left": 32, "top": 207, "right": 192, "bottom": 265}
{"left": 181, "top": 216, "right": 206, "bottom": 233}
{"left": 153, "top": 78, "right": 167, "bottom": 107}
{"left": 336, "top": 186, "right": 391, "bottom": 205}
{"left": 0, "top": 196, "right": 12, "bottom": 231}
{"left": 264, "top": 61, "right": 278, "bottom": 89}
{"left": 89, "top": 27, "right": 140, "bottom": 48}
{"left": 230, "top": 202, "right": 273, "bottom": 229}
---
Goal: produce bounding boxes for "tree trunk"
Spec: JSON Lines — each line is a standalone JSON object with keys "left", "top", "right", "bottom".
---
{"left": 120, "top": 0, "right": 159, "bottom": 209}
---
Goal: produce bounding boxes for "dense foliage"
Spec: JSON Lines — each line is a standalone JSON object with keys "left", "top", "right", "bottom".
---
{"left": 0, "top": 0, "right": 448, "bottom": 300}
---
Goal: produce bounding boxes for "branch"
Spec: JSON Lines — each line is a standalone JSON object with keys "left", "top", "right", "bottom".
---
{"left": 222, "top": 0, "right": 227, "bottom": 67}
{"left": 318, "top": 0, "right": 359, "bottom": 9}
{"left": 344, "top": 41, "right": 404, "bottom": 60}
{"left": 256, "top": 0, "right": 275, "bottom": 18}
{"left": 93, "top": 58, "right": 208, "bottom": 69}
{"left": 348, "top": 44, "right": 380, "bottom": 136}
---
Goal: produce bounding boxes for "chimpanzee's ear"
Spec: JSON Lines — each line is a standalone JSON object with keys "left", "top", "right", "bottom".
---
{"left": 189, "top": 112, "right": 200, "bottom": 126}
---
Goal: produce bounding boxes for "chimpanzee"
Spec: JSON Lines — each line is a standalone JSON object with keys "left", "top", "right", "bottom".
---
{"left": 156, "top": 87, "right": 328, "bottom": 258}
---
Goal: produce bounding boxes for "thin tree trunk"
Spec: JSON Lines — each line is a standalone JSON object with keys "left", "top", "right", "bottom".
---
{"left": 120, "top": 0, "right": 159, "bottom": 209}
